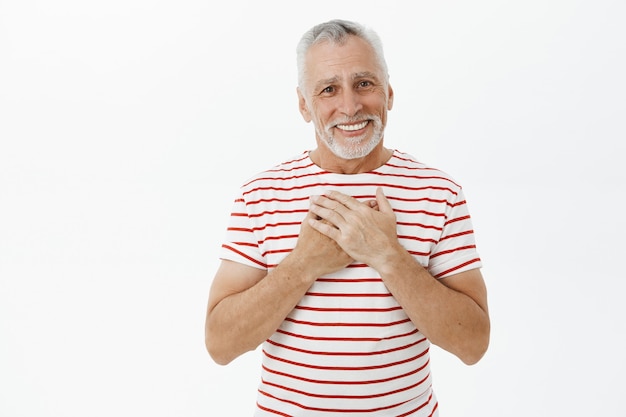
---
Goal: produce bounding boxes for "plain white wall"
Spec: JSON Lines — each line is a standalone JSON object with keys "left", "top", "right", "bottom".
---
{"left": 1, "top": 1, "right": 624, "bottom": 416}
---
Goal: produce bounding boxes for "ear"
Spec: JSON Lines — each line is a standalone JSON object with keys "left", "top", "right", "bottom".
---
{"left": 387, "top": 84, "right": 394, "bottom": 111}
{"left": 297, "top": 87, "right": 312, "bottom": 122}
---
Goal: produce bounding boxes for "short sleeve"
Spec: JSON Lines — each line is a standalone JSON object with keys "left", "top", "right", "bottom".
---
{"left": 219, "top": 193, "right": 267, "bottom": 270}
{"left": 427, "top": 187, "right": 482, "bottom": 278}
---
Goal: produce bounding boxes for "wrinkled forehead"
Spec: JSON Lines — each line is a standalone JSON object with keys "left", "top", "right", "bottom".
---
{"left": 302, "top": 37, "right": 386, "bottom": 92}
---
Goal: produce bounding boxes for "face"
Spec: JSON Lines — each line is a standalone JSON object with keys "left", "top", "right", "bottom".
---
{"left": 297, "top": 36, "right": 394, "bottom": 160}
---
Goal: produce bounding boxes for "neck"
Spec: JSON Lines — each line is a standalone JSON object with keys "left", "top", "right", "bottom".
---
{"left": 310, "top": 145, "right": 392, "bottom": 174}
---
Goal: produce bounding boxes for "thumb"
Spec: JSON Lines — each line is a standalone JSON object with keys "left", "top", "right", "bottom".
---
{"left": 375, "top": 187, "right": 393, "bottom": 214}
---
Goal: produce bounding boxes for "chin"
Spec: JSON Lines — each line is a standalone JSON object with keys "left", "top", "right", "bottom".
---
{"left": 328, "top": 136, "right": 382, "bottom": 160}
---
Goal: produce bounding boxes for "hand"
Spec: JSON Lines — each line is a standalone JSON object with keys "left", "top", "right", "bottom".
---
{"left": 308, "top": 187, "right": 400, "bottom": 269}
{"left": 289, "top": 209, "right": 354, "bottom": 281}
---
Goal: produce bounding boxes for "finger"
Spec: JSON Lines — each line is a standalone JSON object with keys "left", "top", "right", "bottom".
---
{"left": 324, "top": 190, "right": 359, "bottom": 211}
{"left": 311, "top": 194, "right": 348, "bottom": 217}
{"left": 365, "top": 199, "right": 379, "bottom": 211}
{"left": 308, "top": 216, "right": 340, "bottom": 240}
{"left": 375, "top": 187, "right": 393, "bottom": 214}
{"left": 309, "top": 200, "right": 345, "bottom": 225}
{"left": 305, "top": 208, "right": 322, "bottom": 221}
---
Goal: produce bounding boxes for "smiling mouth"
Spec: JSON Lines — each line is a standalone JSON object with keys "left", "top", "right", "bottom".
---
{"left": 336, "top": 120, "right": 369, "bottom": 131}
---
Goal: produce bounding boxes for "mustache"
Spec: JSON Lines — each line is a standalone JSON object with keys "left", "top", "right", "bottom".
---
{"left": 325, "top": 114, "right": 382, "bottom": 130}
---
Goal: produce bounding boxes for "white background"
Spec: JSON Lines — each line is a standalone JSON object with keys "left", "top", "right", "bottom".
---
{"left": 1, "top": 1, "right": 625, "bottom": 416}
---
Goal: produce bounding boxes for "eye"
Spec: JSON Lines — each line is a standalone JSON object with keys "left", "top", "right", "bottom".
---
{"left": 357, "top": 80, "right": 373, "bottom": 88}
{"left": 321, "top": 86, "right": 335, "bottom": 94}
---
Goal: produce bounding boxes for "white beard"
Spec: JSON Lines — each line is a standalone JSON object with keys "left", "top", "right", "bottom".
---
{"left": 316, "top": 115, "right": 385, "bottom": 160}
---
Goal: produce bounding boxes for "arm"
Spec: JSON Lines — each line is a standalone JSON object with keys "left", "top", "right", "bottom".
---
{"left": 308, "top": 188, "right": 490, "bottom": 365}
{"left": 205, "top": 211, "right": 352, "bottom": 365}
{"left": 374, "top": 252, "right": 489, "bottom": 364}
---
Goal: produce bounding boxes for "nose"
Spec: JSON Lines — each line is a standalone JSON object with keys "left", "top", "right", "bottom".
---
{"left": 339, "top": 88, "right": 362, "bottom": 117}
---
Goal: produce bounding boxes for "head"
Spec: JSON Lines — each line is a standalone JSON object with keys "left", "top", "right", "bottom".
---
{"left": 296, "top": 20, "right": 389, "bottom": 91}
{"left": 296, "top": 20, "right": 394, "bottom": 162}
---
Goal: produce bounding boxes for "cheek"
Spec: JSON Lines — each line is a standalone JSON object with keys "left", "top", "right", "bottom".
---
{"left": 310, "top": 103, "right": 334, "bottom": 125}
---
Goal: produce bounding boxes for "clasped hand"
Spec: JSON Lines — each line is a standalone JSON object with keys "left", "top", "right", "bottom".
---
{"left": 307, "top": 187, "right": 399, "bottom": 270}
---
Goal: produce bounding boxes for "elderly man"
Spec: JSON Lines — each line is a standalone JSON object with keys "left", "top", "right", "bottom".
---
{"left": 205, "top": 19, "right": 490, "bottom": 416}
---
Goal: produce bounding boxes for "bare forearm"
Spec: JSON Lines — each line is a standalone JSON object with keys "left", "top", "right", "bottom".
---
{"left": 376, "top": 247, "right": 490, "bottom": 365}
{"left": 206, "top": 258, "right": 315, "bottom": 365}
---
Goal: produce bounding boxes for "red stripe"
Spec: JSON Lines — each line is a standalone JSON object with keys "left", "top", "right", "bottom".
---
{"left": 369, "top": 170, "right": 460, "bottom": 184}
{"left": 386, "top": 161, "right": 441, "bottom": 172}
{"left": 262, "top": 248, "right": 294, "bottom": 257}
{"left": 407, "top": 250, "right": 431, "bottom": 257}
{"left": 387, "top": 195, "right": 447, "bottom": 204}
{"left": 226, "top": 226, "right": 252, "bottom": 233}
{"left": 266, "top": 336, "right": 425, "bottom": 356}
{"left": 231, "top": 241, "right": 257, "bottom": 248}
{"left": 294, "top": 305, "right": 401, "bottom": 313}
{"left": 263, "top": 347, "right": 428, "bottom": 371}
{"left": 245, "top": 171, "right": 323, "bottom": 187}
{"left": 430, "top": 244, "right": 477, "bottom": 259}
{"left": 248, "top": 208, "right": 308, "bottom": 218}
{"left": 245, "top": 195, "right": 309, "bottom": 207}
{"left": 256, "top": 402, "right": 291, "bottom": 417}
{"left": 393, "top": 208, "right": 446, "bottom": 217}
{"left": 261, "top": 355, "right": 428, "bottom": 385}
{"left": 257, "top": 387, "right": 429, "bottom": 413}
{"left": 396, "top": 392, "right": 437, "bottom": 417}
{"left": 261, "top": 234, "right": 299, "bottom": 243}
{"left": 283, "top": 317, "right": 411, "bottom": 327}
{"left": 256, "top": 391, "right": 438, "bottom": 416}
{"left": 260, "top": 371, "right": 430, "bottom": 400}
{"left": 398, "top": 234, "right": 437, "bottom": 244}
{"left": 396, "top": 221, "right": 443, "bottom": 231}
{"left": 275, "top": 327, "right": 417, "bottom": 342}
{"left": 304, "top": 292, "right": 392, "bottom": 298}
{"left": 444, "top": 215, "right": 471, "bottom": 227}
{"left": 244, "top": 183, "right": 458, "bottom": 199}
{"left": 221, "top": 244, "right": 266, "bottom": 268}
{"left": 250, "top": 221, "right": 302, "bottom": 232}
{"left": 435, "top": 258, "right": 481, "bottom": 278}
{"left": 315, "top": 277, "right": 382, "bottom": 283}
{"left": 439, "top": 229, "right": 474, "bottom": 241}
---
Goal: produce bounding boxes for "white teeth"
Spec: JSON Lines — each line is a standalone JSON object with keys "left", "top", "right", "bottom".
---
{"left": 337, "top": 121, "right": 368, "bottom": 131}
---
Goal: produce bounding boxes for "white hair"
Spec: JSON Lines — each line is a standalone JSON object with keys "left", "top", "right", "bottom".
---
{"left": 296, "top": 19, "right": 389, "bottom": 92}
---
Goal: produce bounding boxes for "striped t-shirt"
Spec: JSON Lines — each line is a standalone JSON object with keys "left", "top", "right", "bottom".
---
{"left": 220, "top": 149, "right": 482, "bottom": 416}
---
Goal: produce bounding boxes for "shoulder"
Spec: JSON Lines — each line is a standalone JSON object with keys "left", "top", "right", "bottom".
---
{"left": 387, "top": 149, "right": 463, "bottom": 191}
{"left": 240, "top": 151, "right": 314, "bottom": 188}
{"left": 236, "top": 151, "right": 323, "bottom": 204}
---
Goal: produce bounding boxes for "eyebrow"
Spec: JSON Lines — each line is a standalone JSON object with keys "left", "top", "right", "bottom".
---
{"left": 313, "top": 72, "right": 381, "bottom": 92}
{"left": 352, "top": 71, "right": 380, "bottom": 81}
{"left": 314, "top": 76, "right": 340, "bottom": 92}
